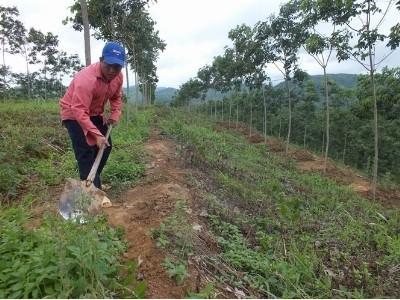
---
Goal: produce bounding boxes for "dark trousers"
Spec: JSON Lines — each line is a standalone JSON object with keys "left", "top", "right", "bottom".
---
{"left": 63, "top": 116, "right": 112, "bottom": 188}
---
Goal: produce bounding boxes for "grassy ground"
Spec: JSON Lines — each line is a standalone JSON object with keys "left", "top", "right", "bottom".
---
{"left": 0, "top": 100, "right": 152, "bottom": 298}
{"left": 159, "top": 108, "right": 400, "bottom": 298}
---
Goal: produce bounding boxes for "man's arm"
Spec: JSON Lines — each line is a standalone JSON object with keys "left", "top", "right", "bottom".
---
{"left": 108, "top": 77, "right": 123, "bottom": 124}
{"left": 71, "top": 81, "right": 103, "bottom": 146}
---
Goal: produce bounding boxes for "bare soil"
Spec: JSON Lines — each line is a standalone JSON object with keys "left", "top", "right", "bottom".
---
{"left": 104, "top": 128, "right": 199, "bottom": 298}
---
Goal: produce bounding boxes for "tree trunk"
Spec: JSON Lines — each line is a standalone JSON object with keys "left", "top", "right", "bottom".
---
{"left": 323, "top": 66, "right": 330, "bottom": 173}
{"left": 370, "top": 53, "right": 378, "bottom": 200}
{"left": 109, "top": 0, "right": 115, "bottom": 39}
{"left": 135, "top": 70, "right": 138, "bottom": 112}
{"left": 303, "top": 126, "right": 307, "bottom": 148}
{"left": 262, "top": 87, "right": 267, "bottom": 144}
{"left": 147, "top": 83, "right": 149, "bottom": 105}
{"left": 285, "top": 80, "right": 291, "bottom": 154}
{"left": 342, "top": 132, "right": 347, "bottom": 163}
{"left": 144, "top": 82, "right": 147, "bottom": 106}
{"left": 125, "top": 62, "right": 130, "bottom": 123}
{"left": 236, "top": 102, "right": 239, "bottom": 128}
{"left": 270, "top": 118, "right": 273, "bottom": 135}
{"left": 249, "top": 101, "right": 253, "bottom": 137}
{"left": 2, "top": 39, "right": 6, "bottom": 100}
{"left": 79, "top": 0, "right": 91, "bottom": 66}
{"left": 44, "top": 66, "right": 47, "bottom": 99}
{"left": 229, "top": 99, "right": 232, "bottom": 127}
{"left": 278, "top": 116, "right": 282, "bottom": 139}
{"left": 60, "top": 76, "right": 64, "bottom": 96}
{"left": 221, "top": 98, "right": 224, "bottom": 121}
{"left": 366, "top": 0, "right": 378, "bottom": 199}
{"left": 25, "top": 53, "right": 32, "bottom": 99}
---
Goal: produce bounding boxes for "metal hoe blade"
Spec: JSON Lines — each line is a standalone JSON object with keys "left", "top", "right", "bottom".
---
{"left": 58, "top": 178, "right": 107, "bottom": 222}
{"left": 59, "top": 125, "right": 113, "bottom": 222}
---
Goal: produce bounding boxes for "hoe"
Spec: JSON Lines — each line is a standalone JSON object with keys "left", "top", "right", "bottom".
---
{"left": 59, "top": 125, "right": 113, "bottom": 222}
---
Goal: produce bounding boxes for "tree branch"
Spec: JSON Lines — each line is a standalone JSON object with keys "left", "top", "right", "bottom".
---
{"left": 375, "top": 0, "right": 393, "bottom": 30}
{"left": 303, "top": 46, "right": 324, "bottom": 67}
{"left": 375, "top": 49, "right": 395, "bottom": 67}
{"left": 273, "top": 61, "right": 286, "bottom": 78}
{"left": 345, "top": 21, "right": 362, "bottom": 33}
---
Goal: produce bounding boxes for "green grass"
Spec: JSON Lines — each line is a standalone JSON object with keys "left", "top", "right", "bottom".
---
{"left": 159, "top": 108, "right": 400, "bottom": 298}
{"left": 0, "top": 101, "right": 151, "bottom": 201}
{"left": 0, "top": 100, "right": 153, "bottom": 298}
{"left": 0, "top": 205, "right": 126, "bottom": 298}
{"left": 151, "top": 200, "right": 192, "bottom": 285}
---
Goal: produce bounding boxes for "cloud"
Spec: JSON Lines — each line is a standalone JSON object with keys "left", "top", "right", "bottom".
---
{"left": 2, "top": 0, "right": 400, "bottom": 89}
{"left": 148, "top": 0, "right": 287, "bottom": 87}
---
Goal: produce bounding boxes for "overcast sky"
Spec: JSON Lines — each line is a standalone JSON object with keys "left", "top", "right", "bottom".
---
{"left": 2, "top": 0, "right": 400, "bottom": 88}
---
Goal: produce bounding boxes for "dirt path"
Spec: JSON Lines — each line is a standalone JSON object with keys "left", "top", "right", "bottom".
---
{"left": 105, "top": 128, "right": 195, "bottom": 298}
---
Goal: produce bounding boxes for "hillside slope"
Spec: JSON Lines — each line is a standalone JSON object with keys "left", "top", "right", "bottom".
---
{"left": 158, "top": 108, "right": 400, "bottom": 298}
{"left": 2, "top": 103, "right": 399, "bottom": 298}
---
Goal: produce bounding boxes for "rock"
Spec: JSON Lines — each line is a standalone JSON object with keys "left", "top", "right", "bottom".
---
{"left": 192, "top": 224, "right": 202, "bottom": 232}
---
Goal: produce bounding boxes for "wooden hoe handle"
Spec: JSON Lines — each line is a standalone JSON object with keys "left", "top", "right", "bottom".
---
{"left": 86, "top": 124, "right": 113, "bottom": 186}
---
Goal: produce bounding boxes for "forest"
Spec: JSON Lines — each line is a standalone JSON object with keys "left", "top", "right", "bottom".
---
{"left": 172, "top": 0, "right": 400, "bottom": 195}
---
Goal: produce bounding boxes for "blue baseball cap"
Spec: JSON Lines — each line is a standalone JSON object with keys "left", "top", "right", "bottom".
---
{"left": 102, "top": 42, "right": 126, "bottom": 67}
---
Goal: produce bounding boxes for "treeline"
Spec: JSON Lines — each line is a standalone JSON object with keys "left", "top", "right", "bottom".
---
{"left": 1, "top": 0, "right": 166, "bottom": 104}
{"left": 61, "top": 0, "right": 165, "bottom": 105}
{"left": 172, "top": 0, "right": 400, "bottom": 192}
{"left": 0, "top": 6, "right": 83, "bottom": 99}
{"left": 198, "top": 67, "right": 400, "bottom": 183}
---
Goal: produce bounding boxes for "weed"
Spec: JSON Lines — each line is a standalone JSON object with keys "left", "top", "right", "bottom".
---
{"left": 162, "top": 257, "right": 188, "bottom": 284}
{"left": 187, "top": 283, "right": 216, "bottom": 299}
{"left": 0, "top": 206, "right": 126, "bottom": 298}
{"left": 118, "top": 260, "right": 147, "bottom": 298}
{"left": 151, "top": 200, "right": 193, "bottom": 285}
{"left": 152, "top": 200, "right": 193, "bottom": 258}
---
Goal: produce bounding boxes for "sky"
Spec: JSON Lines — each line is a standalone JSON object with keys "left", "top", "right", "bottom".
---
{"left": 2, "top": 0, "right": 400, "bottom": 88}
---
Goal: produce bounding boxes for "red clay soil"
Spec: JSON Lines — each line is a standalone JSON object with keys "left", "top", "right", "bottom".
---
{"left": 218, "top": 121, "right": 400, "bottom": 208}
{"left": 104, "top": 128, "right": 199, "bottom": 298}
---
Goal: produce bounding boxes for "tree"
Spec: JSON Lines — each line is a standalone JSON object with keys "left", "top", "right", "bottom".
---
{"left": 0, "top": 6, "right": 25, "bottom": 97}
{"left": 332, "top": 0, "right": 397, "bottom": 198}
{"left": 256, "top": 0, "right": 304, "bottom": 153}
{"left": 35, "top": 32, "right": 59, "bottom": 99}
{"left": 64, "top": 0, "right": 166, "bottom": 106}
{"left": 388, "top": 0, "right": 400, "bottom": 49}
{"left": 300, "top": 0, "right": 350, "bottom": 171}
{"left": 172, "top": 78, "right": 203, "bottom": 107}
{"left": 79, "top": 0, "right": 91, "bottom": 66}
{"left": 229, "top": 24, "right": 268, "bottom": 134}
{"left": 197, "top": 65, "right": 213, "bottom": 100}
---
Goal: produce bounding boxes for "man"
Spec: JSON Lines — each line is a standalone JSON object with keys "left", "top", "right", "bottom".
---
{"left": 60, "top": 41, "right": 125, "bottom": 189}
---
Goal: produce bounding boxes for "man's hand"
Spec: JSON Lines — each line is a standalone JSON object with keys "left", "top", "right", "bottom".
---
{"left": 106, "top": 118, "right": 117, "bottom": 125}
{"left": 95, "top": 134, "right": 110, "bottom": 148}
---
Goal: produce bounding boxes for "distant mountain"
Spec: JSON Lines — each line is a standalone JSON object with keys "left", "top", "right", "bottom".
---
{"left": 123, "top": 74, "right": 358, "bottom": 104}
{"left": 276, "top": 73, "right": 358, "bottom": 90}
{"left": 310, "top": 73, "right": 358, "bottom": 90}
{"left": 123, "top": 86, "right": 178, "bottom": 103}
{"left": 155, "top": 87, "right": 177, "bottom": 103}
